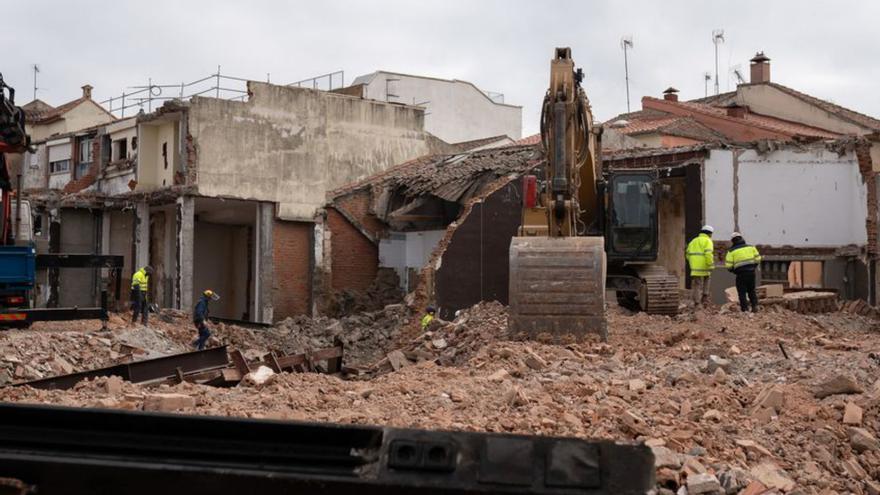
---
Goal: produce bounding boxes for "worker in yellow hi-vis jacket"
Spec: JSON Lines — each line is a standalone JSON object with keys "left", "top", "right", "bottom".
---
{"left": 686, "top": 225, "right": 715, "bottom": 308}
{"left": 725, "top": 232, "right": 762, "bottom": 313}
{"left": 131, "top": 265, "right": 153, "bottom": 326}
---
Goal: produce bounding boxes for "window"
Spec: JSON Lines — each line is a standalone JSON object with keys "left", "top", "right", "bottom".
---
{"left": 77, "top": 137, "right": 93, "bottom": 178}
{"left": 112, "top": 139, "right": 127, "bottom": 161}
{"left": 608, "top": 174, "right": 656, "bottom": 256}
{"left": 78, "top": 138, "right": 93, "bottom": 163}
{"left": 162, "top": 141, "right": 168, "bottom": 169}
{"left": 49, "top": 159, "right": 70, "bottom": 174}
{"left": 47, "top": 142, "right": 72, "bottom": 175}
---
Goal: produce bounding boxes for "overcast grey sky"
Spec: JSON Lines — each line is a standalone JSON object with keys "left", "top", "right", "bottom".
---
{"left": 4, "top": 0, "right": 879, "bottom": 137}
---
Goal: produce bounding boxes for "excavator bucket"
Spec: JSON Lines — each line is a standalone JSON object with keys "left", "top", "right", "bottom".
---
{"left": 508, "top": 236, "right": 607, "bottom": 342}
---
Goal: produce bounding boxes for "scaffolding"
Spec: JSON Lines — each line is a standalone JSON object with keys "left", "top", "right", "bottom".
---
{"left": 99, "top": 68, "right": 345, "bottom": 118}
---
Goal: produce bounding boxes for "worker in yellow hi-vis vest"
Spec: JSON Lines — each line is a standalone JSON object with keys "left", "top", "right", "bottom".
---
{"left": 685, "top": 225, "right": 715, "bottom": 308}
{"left": 725, "top": 232, "right": 762, "bottom": 313}
{"left": 421, "top": 306, "right": 436, "bottom": 331}
{"left": 131, "top": 265, "right": 153, "bottom": 326}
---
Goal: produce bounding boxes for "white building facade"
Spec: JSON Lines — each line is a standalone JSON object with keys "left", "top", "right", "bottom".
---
{"left": 351, "top": 71, "right": 522, "bottom": 144}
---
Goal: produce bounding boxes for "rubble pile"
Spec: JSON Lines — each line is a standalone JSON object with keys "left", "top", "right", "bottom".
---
{"left": 0, "top": 313, "right": 186, "bottom": 384}
{"left": 274, "top": 303, "right": 410, "bottom": 366}
{"left": 373, "top": 301, "right": 509, "bottom": 372}
{"left": 4, "top": 302, "right": 880, "bottom": 492}
{"left": 325, "top": 269, "right": 404, "bottom": 317}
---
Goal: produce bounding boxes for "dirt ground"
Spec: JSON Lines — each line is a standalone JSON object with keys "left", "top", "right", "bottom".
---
{"left": 2, "top": 301, "right": 880, "bottom": 494}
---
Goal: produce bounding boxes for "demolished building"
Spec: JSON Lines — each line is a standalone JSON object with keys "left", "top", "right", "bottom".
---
{"left": 21, "top": 81, "right": 458, "bottom": 323}
{"left": 324, "top": 136, "right": 879, "bottom": 318}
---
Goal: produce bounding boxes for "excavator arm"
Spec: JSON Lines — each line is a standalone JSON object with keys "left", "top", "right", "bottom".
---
{"left": 0, "top": 74, "right": 30, "bottom": 155}
{"left": 509, "top": 48, "right": 607, "bottom": 342}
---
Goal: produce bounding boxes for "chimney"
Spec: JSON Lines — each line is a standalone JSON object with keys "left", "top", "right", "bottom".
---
{"left": 725, "top": 103, "right": 748, "bottom": 118}
{"left": 81, "top": 84, "right": 93, "bottom": 99}
{"left": 750, "top": 52, "right": 771, "bottom": 84}
{"left": 662, "top": 87, "right": 679, "bottom": 102}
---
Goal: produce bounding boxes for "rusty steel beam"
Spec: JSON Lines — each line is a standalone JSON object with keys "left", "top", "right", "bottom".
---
{"left": 13, "top": 346, "right": 229, "bottom": 391}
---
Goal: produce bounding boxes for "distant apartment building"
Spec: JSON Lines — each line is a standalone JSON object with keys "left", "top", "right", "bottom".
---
{"left": 344, "top": 71, "right": 522, "bottom": 144}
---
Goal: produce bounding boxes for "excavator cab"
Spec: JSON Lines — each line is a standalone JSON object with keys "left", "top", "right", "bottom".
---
{"left": 604, "top": 171, "right": 658, "bottom": 261}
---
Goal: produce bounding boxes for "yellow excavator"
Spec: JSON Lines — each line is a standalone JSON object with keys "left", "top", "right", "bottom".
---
{"left": 509, "top": 48, "right": 679, "bottom": 342}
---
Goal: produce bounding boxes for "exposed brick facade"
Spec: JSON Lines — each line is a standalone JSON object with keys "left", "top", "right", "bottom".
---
{"left": 62, "top": 136, "right": 100, "bottom": 194}
{"left": 272, "top": 220, "right": 312, "bottom": 318}
{"left": 332, "top": 190, "right": 386, "bottom": 238}
{"left": 327, "top": 207, "right": 378, "bottom": 292}
{"left": 855, "top": 141, "right": 878, "bottom": 258}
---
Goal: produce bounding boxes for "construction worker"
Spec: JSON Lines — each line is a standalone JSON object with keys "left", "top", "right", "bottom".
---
{"left": 725, "top": 232, "right": 762, "bottom": 312}
{"left": 130, "top": 265, "right": 153, "bottom": 325}
{"left": 686, "top": 225, "right": 715, "bottom": 308}
{"left": 421, "top": 306, "right": 436, "bottom": 331}
{"left": 193, "top": 289, "right": 220, "bottom": 351}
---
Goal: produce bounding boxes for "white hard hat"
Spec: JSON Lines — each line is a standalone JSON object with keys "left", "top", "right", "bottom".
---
{"left": 701, "top": 225, "right": 714, "bottom": 233}
{"left": 731, "top": 231, "right": 742, "bottom": 238}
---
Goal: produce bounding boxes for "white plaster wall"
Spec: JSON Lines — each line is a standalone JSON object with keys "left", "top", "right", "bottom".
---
{"left": 379, "top": 230, "right": 445, "bottom": 289}
{"left": 22, "top": 145, "right": 47, "bottom": 190}
{"left": 737, "top": 148, "right": 866, "bottom": 245}
{"left": 101, "top": 171, "right": 135, "bottom": 195}
{"left": 404, "top": 230, "right": 445, "bottom": 268}
{"left": 360, "top": 73, "right": 522, "bottom": 143}
{"left": 705, "top": 147, "right": 867, "bottom": 246}
{"left": 136, "top": 121, "right": 177, "bottom": 190}
{"left": 703, "top": 149, "right": 735, "bottom": 235}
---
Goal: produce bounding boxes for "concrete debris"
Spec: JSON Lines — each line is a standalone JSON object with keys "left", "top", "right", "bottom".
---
{"left": 3, "top": 301, "right": 880, "bottom": 493}
{"left": 242, "top": 366, "right": 276, "bottom": 387}
{"left": 749, "top": 461, "right": 795, "bottom": 491}
{"left": 842, "top": 401, "right": 863, "bottom": 425}
{"left": 848, "top": 427, "right": 880, "bottom": 452}
{"left": 752, "top": 384, "right": 785, "bottom": 413}
{"left": 686, "top": 473, "right": 721, "bottom": 494}
{"left": 813, "top": 373, "right": 863, "bottom": 398}
{"left": 706, "top": 355, "right": 731, "bottom": 374}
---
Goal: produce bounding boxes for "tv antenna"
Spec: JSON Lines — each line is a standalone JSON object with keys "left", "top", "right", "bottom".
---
{"left": 730, "top": 64, "right": 746, "bottom": 85}
{"left": 703, "top": 72, "right": 712, "bottom": 98}
{"left": 32, "top": 64, "right": 40, "bottom": 101}
{"left": 712, "top": 29, "right": 725, "bottom": 95}
{"left": 621, "top": 35, "right": 634, "bottom": 112}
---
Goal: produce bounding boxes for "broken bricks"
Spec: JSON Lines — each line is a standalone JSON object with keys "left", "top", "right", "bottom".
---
{"left": 814, "top": 373, "right": 863, "bottom": 399}
{"left": 143, "top": 393, "right": 195, "bottom": 412}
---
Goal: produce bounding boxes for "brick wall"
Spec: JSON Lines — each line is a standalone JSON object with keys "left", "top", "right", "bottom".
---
{"left": 62, "top": 137, "right": 100, "bottom": 194}
{"left": 272, "top": 220, "right": 312, "bottom": 318}
{"left": 333, "top": 191, "right": 386, "bottom": 237}
{"left": 327, "top": 207, "right": 378, "bottom": 292}
{"left": 856, "top": 142, "right": 878, "bottom": 258}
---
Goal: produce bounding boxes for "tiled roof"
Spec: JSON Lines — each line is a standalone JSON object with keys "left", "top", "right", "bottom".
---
{"left": 514, "top": 133, "right": 541, "bottom": 145}
{"left": 645, "top": 97, "right": 840, "bottom": 139}
{"left": 606, "top": 114, "right": 726, "bottom": 143}
{"left": 24, "top": 96, "right": 89, "bottom": 124}
{"left": 603, "top": 143, "right": 719, "bottom": 161}
{"left": 688, "top": 91, "right": 737, "bottom": 106}
{"left": 451, "top": 134, "right": 512, "bottom": 152}
{"left": 604, "top": 108, "right": 670, "bottom": 125}
{"left": 766, "top": 82, "right": 880, "bottom": 132}
{"left": 330, "top": 144, "right": 542, "bottom": 203}
{"left": 613, "top": 116, "right": 681, "bottom": 135}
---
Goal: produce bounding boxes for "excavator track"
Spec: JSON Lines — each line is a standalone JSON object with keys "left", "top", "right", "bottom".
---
{"left": 634, "top": 265, "right": 680, "bottom": 314}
